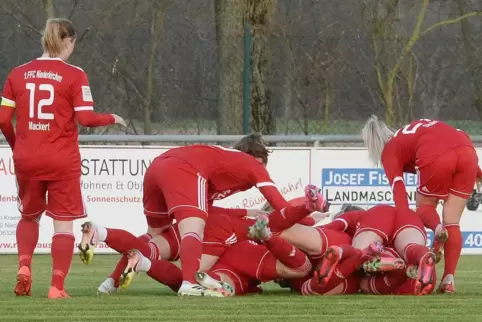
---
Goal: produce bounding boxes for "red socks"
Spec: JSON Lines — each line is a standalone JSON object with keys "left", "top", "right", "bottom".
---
{"left": 110, "top": 233, "right": 152, "bottom": 287}
{"left": 147, "top": 259, "right": 183, "bottom": 292}
{"left": 443, "top": 224, "right": 462, "bottom": 278}
{"left": 179, "top": 232, "right": 202, "bottom": 283}
{"left": 339, "top": 244, "right": 362, "bottom": 260}
{"left": 365, "top": 270, "right": 407, "bottom": 295}
{"left": 51, "top": 233, "right": 75, "bottom": 290}
{"left": 268, "top": 205, "right": 311, "bottom": 232}
{"left": 404, "top": 243, "right": 431, "bottom": 266}
{"left": 16, "top": 217, "right": 40, "bottom": 269}
{"left": 105, "top": 229, "right": 159, "bottom": 260}
{"left": 264, "top": 235, "right": 309, "bottom": 271}
{"left": 416, "top": 205, "right": 440, "bottom": 231}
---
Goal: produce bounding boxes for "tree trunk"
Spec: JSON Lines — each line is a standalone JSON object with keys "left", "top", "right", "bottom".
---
{"left": 144, "top": 1, "right": 167, "bottom": 135}
{"left": 456, "top": 0, "right": 482, "bottom": 118}
{"left": 215, "top": 0, "right": 244, "bottom": 135}
{"left": 245, "top": 0, "right": 277, "bottom": 134}
{"left": 42, "top": 0, "right": 55, "bottom": 19}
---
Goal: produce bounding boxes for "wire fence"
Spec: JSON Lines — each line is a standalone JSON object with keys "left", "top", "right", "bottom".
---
{"left": 0, "top": 0, "right": 481, "bottom": 135}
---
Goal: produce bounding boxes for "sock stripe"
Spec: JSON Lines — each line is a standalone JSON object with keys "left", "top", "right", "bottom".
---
{"left": 182, "top": 232, "right": 201, "bottom": 241}
{"left": 53, "top": 232, "right": 75, "bottom": 239}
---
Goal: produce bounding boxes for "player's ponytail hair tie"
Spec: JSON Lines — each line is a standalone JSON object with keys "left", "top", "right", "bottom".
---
{"left": 361, "top": 115, "right": 394, "bottom": 166}
{"left": 233, "top": 133, "right": 271, "bottom": 165}
{"left": 42, "top": 18, "right": 76, "bottom": 58}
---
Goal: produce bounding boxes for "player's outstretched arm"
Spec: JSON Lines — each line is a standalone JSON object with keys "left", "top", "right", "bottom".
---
{"left": 0, "top": 76, "right": 16, "bottom": 149}
{"left": 75, "top": 110, "right": 126, "bottom": 128}
{"left": 382, "top": 156, "right": 409, "bottom": 209}
{"left": 0, "top": 105, "right": 15, "bottom": 149}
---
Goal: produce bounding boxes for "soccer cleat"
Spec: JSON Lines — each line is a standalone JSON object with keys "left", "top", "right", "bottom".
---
{"left": 414, "top": 252, "right": 436, "bottom": 296}
{"left": 316, "top": 246, "right": 342, "bottom": 286}
{"left": 361, "top": 241, "right": 385, "bottom": 262}
{"left": 247, "top": 215, "right": 272, "bottom": 241}
{"left": 431, "top": 226, "right": 448, "bottom": 264}
{"left": 14, "top": 266, "right": 32, "bottom": 296}
{"left": 48, "top": 286, "right": 71, "bottom": 299}
{"left": 78, "top": 222, "right": 98, "bottom": 265}
{"left": 304, "top": 184, "right": 327, "bottom": 212}
{"left": 120, "top": 249, "right": 142, "bottom": 289}
{"left": 437, "top": 274, "right": 455, "bottom": 294}
{"left": 98, "top": 277, "right": 118, "bottom": 295}
{"left": 405, "top": 265, "right": 419, "bottom": 279}
{"left": 195, "top": 272, "right": 235, "bottom": 297}
{"left": 363, "top": 256, "right": 406, "bottom": 273}
{"left": 178, "top": 281, "right": 225, "bottom": 297}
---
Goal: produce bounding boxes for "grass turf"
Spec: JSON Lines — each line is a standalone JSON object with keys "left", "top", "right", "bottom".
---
{"left": 0, "top": 254, "right": 481, "bottom": 321}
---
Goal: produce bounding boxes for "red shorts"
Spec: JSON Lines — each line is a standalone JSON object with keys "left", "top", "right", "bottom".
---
{"left": 216, "top": 240, "right": 278, "bottom": 282}
{"left": 417, "top": 146, "right": 478, "bottom": 200}
{"left": 203, "top": 214, "right": 254, "bottom": 257}
{"left": 16, "top": 176, "right": 86, "bottom": 221}
{"left": 159, "top": 224, "right": 181, "bottom": 261}
{"left": 143, "top": 156, "right": 209, "bottom": 223}
{"left": 354, "top": 205, "right": 396, "bottom": 243}
{"left": 390, "top": 208, "right": 426, "bottom": 244}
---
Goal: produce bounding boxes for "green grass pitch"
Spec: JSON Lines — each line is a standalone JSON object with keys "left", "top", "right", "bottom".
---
{"left": 0, "top": 254, "right": 481, "bottom": 321}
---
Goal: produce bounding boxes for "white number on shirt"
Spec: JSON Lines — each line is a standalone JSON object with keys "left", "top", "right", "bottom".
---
{"left": 393, "top": 119, "right": 436, "bottom": 137}
{"left": 26, "top": 83, "right": 55, "bottom": 120}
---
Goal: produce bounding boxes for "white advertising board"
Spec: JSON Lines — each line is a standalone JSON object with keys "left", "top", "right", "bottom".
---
{"left": 0, "top": 146, "right": 481, "bottom": 254}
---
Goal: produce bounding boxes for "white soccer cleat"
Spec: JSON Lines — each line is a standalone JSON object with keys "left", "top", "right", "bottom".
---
{"left": 97, "top": 277, "right": 118, "bottom": 295}
{"left": 248, "top": 215, "right": 272, "bottom": 241}
{"left": 195, "top": 272, "right": 235, "bottom": 297}
{"left": 177, "top": 281, "right": 224, "bottom": 297}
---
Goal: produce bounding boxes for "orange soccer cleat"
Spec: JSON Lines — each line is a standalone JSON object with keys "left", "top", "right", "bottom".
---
{"left": 315, "top": 246, "right": 342, "bottom": 286}
{"left": 414, "top": 253, "right": 436, "bottom": 296}
{"left": 48, "top": 286, "right": 71, "bottom": 299}
{"left": 14, "top": 266, "right": 32, "bottom": 296}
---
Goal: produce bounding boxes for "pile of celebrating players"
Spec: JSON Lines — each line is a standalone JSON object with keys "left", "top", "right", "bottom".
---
{"left": 77, "top": 115, "right": 478, "bottom": 297}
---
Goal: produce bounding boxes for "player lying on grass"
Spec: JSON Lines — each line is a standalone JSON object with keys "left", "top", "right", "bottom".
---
{"left": 0, "top": 18, "right": 126, "bottom": 299}
{"left": 319, "top": 204, "right": 436, "bottom": 295}
{"left": 85, "top": 185, "right": 328, "bottom": 295}
{"left": 80, "top": 133, "right": 297, "bottom": 297}
{"left": 363, "top": 116, "right": 482, "bottom": 293}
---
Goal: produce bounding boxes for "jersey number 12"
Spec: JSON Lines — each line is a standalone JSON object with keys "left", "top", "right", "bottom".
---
{"left": 26, "top": 83, "right": 54, "bottom": 120}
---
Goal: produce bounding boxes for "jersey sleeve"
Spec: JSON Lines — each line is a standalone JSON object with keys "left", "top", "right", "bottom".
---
{"left": 381, "top": 144, "right": 410, "bottom": 209}
{"left": 249, "top": 164, "right": 289, "bottom": 211}
{"left": 1, "top": 73, "right": 16, "bottom": 109}
{"left": 71, "top": 71, "right": 94, "bottom": 112}
{"left": 0, "top": 73, "right": 17, "bottom": 149}
{"left": 209, "top": 205, "right": 248, "bottom": 217}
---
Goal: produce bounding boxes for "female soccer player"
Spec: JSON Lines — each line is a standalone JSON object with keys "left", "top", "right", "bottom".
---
{"left": 362, "top": 116, "right": 480, "bottom": 293}
{"left": 0, "top": 18, "right": 125, "bottom": 298}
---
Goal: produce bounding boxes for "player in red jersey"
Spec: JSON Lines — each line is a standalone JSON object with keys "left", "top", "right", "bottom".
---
{"left": 319, "top": 204, "right": 435, "bottom": 295}
{"left": 362, "top": 116, "right": 480, "bottom": 293}
{"left": 80, "top": 133, "right": 286, "bottom": 296}
{"left": 0, "top": 19, "right": 125, "bottom": 299}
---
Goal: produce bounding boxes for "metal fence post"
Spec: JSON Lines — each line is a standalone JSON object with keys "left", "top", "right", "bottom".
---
{"left": 243, "top": 24, "right": 252, "bottom": 135}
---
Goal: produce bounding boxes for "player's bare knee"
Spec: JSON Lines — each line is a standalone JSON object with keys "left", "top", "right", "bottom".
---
{"left": 352, "top": 231, "right": 383, "bottom": 249}
{"left": 151, "top": 235, "right": 171, "bottom": 259}
{"left": 275, "top": 260, "right": 311, "bottom": 279}
{"left": 177, "top": 216, "right": 206, "bottom": 238}
{"left": 147, "top": 226, "right": 165, "bottom": 236}
{"left": 442, "top": 193, "right": 466, "bottom": 225}
{"left": 416, "top": 192, "right": 438, "bottom": 208}
{"left": 393, "top": 228, "right": 425, "bottom": 256}
{"left": 53, "top": 219, "right": 73, "bottom": 234}
{"left": 200, "top": 254, "right": 219, "bottom": 271}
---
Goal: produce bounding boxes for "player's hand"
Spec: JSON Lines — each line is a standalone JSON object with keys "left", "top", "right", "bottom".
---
{"left": 476, "top": 177, "right": 482, "bottom": 193}
{"left": 247, "top": 209, "right": 269, "bottom": 218}
{"left": 111, "top": 114, "right": 127, "bottom": 127}
{"left": 310, "top": 211, "right": 330, "bottom": 224}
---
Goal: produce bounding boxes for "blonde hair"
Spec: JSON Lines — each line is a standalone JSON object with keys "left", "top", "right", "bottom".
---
{"left": 361, "top": 115, "right": 394, "bottom": 165}
{"left": 41, "top": 18, "right": 76, "bottom": 57}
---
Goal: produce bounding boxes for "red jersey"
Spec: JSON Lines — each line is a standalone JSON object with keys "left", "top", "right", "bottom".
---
{"left": 1, "top": 57, "right": 96, "bottom": 180}
{"left": 159, "top": 145, "right": 289, "bottom": 210}
{"left": 381, "top": 119, "right": 474, "bottom": 207}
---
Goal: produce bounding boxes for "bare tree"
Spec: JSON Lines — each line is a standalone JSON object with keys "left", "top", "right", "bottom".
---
{"left": 214, "top": 0, "right": 244, "bottom": 135}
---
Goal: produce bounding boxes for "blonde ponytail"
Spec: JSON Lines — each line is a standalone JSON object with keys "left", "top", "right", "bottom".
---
{"left": 41, "top": 18, "right": 76, "bottom": 58}
{"left": 361, "top": 115, "right": 394, "bottom": 165}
